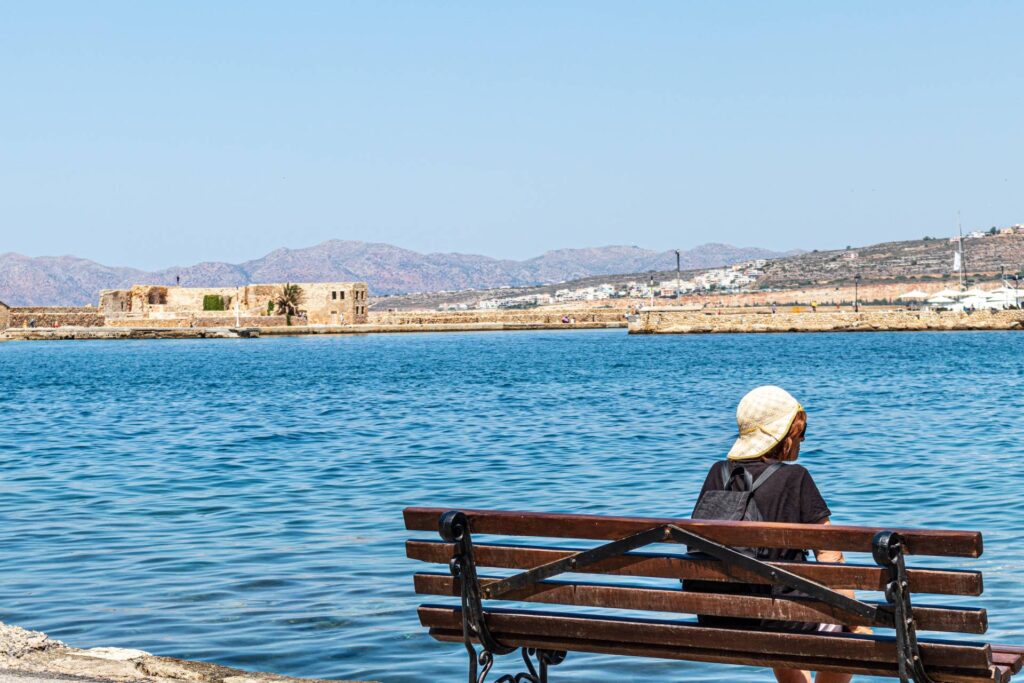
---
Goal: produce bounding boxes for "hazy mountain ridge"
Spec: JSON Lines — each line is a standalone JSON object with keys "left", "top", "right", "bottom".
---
{"left": 0, "top": 241, "right": 789, "bottom": 306}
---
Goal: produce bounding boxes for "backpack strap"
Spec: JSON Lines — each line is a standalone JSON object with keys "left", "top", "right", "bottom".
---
{"left": 723, "top": 462, "right": 755, "bottom": 491}
{"left": 749, "top": 462, "right": 785, "bottom": 493}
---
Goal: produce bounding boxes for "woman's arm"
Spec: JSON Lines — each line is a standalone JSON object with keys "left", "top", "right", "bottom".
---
{"left": 814, "top": 518, "right": 873, "bottom": 635}
{"left": 814, "top": 519, "right": 844, "bottom": 564}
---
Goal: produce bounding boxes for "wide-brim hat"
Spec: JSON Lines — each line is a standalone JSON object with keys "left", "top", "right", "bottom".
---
{"left": 727, "top": 385, "right": 804, "bottom": 461}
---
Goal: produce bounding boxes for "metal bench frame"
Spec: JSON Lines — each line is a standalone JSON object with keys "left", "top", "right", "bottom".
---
{"left": 438, "top": 509, "right": 933, "bottom": 683}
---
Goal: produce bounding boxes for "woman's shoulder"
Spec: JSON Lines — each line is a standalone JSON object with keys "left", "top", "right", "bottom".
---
{"left": 778, "top": 462, "right": 814, "bottom": 479}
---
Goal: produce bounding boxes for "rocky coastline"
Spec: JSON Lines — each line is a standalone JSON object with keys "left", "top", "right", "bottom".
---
{"left": 0, "top": 621, "right": 370, "bottom": 683}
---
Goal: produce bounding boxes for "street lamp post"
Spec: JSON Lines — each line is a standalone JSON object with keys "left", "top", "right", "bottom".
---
{"left": 854, "top": 274, "right": 862, "bottom": 312}
{"left": 649, "top": 271, "right": 655, "bottom": 308}
{"left": 674, "top": 249, "right": 681, "bottom": 299}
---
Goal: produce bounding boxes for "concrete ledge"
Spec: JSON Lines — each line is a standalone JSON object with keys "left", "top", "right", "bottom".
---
{"left": 0, "top": 622, "right": 372, "bottom": 683}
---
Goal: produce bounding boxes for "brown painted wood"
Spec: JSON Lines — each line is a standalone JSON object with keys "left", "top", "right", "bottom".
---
{"left": 413, "top": 573, "right": 989, "bottom": 633}
{"left": 992, "top": 652, "right": 1023, "bottom": 675}
{"left": 403, "top": 507, "right": 984, "bottom": 557}
{"left": 406, "top": 540, "right": 984, "bottom": 595}
{"left": 427, "top": 628, "right": 1003, "bottom": 682}
{"left": 417, "top": 605, "right": 992, "bottom": 670}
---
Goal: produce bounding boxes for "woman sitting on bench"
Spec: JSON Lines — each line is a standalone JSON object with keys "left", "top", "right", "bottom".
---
{"left": 691, "top": 385, "right": 872, "bottom": 683}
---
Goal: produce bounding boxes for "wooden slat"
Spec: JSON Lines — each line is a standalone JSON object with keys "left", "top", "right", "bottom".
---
{"left": 418, "top": 605, "right": 992, "bottom": 670}
{"left": 414, "top": 573, "right": 989, "bottom": 634}
{"left": 427, "top": 628, "right": 1004, "bottom": 682}
{"left": 992, "top": 647, "right": 1024, "bottom": 675}
{"left": 403, "top": 507, "right": 984, "bottom": 557}
{"left": 406, "top": 540, "right": 984, "bottom": 595}
{"left": 993, "top": 653, "right": 1023, "bottom": 675}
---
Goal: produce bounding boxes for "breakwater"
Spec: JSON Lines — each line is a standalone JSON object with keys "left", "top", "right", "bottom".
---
{"left": 629, "top": 307, "right": 1024, "bottom": 334}
{"left": 2, "top": 319, "right": 625, "bottom": 341}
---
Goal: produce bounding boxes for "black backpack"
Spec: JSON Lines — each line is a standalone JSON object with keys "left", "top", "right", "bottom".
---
{"left": 690, "top": 461, "right": 783, "bottom": 558}
{"left": 686, "top": 460, "right": 817, "bottom": 632}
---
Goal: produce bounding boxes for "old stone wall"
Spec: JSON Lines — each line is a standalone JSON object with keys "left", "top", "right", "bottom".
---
{"left": 369, "top": 308, "right": 627, "bottom": 326}
{"left": 296, "top": 282, "right": 369, "bottom": 324}
{"left": 10, "top": 307, "right": 105, "bottom": 328}
{"left": 630, "top": 308, "right": 1024, "bottom": 334}
{"left": 0, "top": 303, "right": 9, "bottom": 331}
{"left": 100, "top": 282, "right": 370, "bottom": 325}
{"left": 105, "top": 315, "right": 292, "bottom": 328}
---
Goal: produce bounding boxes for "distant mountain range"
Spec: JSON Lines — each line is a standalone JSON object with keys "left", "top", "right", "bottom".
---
{"left": 0, "top": 241, "right": 791, "bottom": 306}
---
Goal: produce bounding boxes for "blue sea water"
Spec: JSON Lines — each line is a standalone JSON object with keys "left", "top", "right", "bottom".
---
{"left": 0, "top": 329, "right": 1021, "bottom": 682}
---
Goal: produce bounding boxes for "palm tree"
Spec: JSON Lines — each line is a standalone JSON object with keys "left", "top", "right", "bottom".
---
{"left": 274, "top": 283, "right": 304, "bottom": 318}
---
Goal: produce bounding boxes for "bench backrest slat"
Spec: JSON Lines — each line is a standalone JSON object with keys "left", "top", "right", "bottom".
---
{"left": 424, "top": 622, "right": 1004, "bottom": 682}
{"left": 403, "top": 507, "right": 984, "bottom": 557}
{"left": 418, "top": 605, "right": 993, "bottom": 672}
{"left": 406, "top": 540, "right": 984, "bottom": 595}
{"left": 413, "top": 572, "right": 988, "bottom": 634}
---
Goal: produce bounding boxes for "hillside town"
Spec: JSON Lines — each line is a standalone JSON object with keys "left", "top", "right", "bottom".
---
{"left": 435, "top": 224, "right": 1024, "bottom": 311}
{"left": 443, "top": 260, "right": 768, "bottom": 310}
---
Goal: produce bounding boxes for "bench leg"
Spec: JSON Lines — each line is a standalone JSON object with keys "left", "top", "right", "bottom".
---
{"left": 440, "top": 511, "right": 567, "bottom": 683}
{"left": 873, "top": 531, "right": 937, "bottom": 683}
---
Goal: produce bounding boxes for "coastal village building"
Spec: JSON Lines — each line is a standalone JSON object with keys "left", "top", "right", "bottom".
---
{"left": 99, "top": 282, "right": 369, "bottom": 326}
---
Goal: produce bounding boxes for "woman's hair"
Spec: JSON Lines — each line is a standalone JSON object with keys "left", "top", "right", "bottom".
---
{"left": 763, "top": 410, "right": 807, "bottom": 462}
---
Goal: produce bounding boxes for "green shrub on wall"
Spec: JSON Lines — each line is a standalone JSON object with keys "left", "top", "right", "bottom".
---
{"left": 203, "top": 295, "right": 226, "bottom": 311}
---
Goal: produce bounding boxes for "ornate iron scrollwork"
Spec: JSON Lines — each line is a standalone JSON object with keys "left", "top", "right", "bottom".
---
{"left": 872, "top": 531, "right": 936, "bottom": 683}
{"left": 439, "top": 510, "right": 566, "bottom": 683}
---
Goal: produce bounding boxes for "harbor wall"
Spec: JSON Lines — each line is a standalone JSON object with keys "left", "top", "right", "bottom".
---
{"left": 9, "top": 307, "right": 105, "bottom": 329}
{"left": 4, "top": 319, "right": 626, "bottom": 341}
{"left": 629, "top": 308, "right": 1024, "bottom": 334}
{"left": 368, "top": 308, "right": 627, "bottom": 326}
{"left": 104, "top": 314, "right": 292, "bottom": 328}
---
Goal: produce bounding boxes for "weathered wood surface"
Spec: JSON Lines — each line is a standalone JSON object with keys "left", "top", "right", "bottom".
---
{"left": 993, "top": 649, "right": 1024, "bottom": 675}
{"left": 426, "top": 628, "right": 1008, "bottom": 682}
{"left": 418, "top": 605, "right": 992, "bottom": 669}
{"left": 414, "top": 573, "right": 988, "bottom": 633}
{"left": 403, "top": 507, "right": 984, "bottom": 557}
{"left": 406, "top": 540, "right": 984, "bottom": 594}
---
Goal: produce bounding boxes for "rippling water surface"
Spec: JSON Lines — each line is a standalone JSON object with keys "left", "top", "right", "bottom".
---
{"left": 0, "top": 330, "right": 1021, "bottom": 682}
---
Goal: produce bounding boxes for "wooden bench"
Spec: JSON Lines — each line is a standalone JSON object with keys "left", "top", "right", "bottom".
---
{"left": 404, "top": 507, "right": 1023, "bottom": 683}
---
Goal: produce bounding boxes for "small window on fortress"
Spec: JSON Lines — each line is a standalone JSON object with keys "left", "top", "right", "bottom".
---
{"left": 332, "top": 291, "right": 337, "bottom": 300}
{"left": 340, "top": 291, "right": 345, "bottom": 300}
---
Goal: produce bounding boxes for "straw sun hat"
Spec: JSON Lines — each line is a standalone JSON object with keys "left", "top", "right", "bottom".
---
{"left": 726, "top": 386, "right": 804, "bottom": 461}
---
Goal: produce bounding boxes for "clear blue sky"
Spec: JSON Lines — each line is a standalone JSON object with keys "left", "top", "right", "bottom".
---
{"left": 2, "top": 2, "right": 1021, "bottom": 269}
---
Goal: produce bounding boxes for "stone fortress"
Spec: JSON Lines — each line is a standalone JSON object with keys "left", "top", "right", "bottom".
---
{"left": 99, "top": 282, "right": 369, "bottom": 327}
{"left": 0, "top": 281, "right": 369, "bottom": 334}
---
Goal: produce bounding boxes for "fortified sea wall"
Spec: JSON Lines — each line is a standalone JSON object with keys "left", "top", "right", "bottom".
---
{"left": 629, "top": 308, "right": 1024, "bottom": 334}
{"left": 9, "top": 307, "right": 105, "bottom": 328}
{"left": 104, "top": 314, "right": 292, "bottom": 328}
{"left": 368, "top": 308, "right": 627, "bottom": 325}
